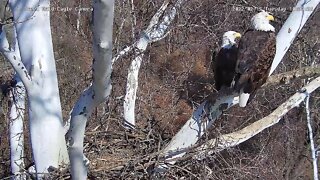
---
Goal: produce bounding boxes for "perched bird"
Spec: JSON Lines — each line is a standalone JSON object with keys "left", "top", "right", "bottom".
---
{"left": 213, "top": 31, "right": 241, "bottom": 91}
{"left": 234, "top": 11, "right": 276, "bottom": 107}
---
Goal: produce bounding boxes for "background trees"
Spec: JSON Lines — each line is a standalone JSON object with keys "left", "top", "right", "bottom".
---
{"left": 0, "top": 0, "right": 319, "bottom": 179}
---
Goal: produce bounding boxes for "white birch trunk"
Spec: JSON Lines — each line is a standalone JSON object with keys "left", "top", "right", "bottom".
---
{"left": 0, "top": 22, "right": 28, "bottom": 178}
{"left": 9, "top": 75, "right": 26, "bottom": 179}
{"left": 66, "top": 1, "right": 114, "bottom": 179}
{"left": 157, "top": 0, "right": 320, "bottom": 171}
{"left": 0, "top": 12, "right": 26, "bottom": 179}
{"left": 123, "top": 36, "right": 148, "bottom": 128}
{"left": 123, "top": 0, "right": 183, "bottom": 128}
{"left": 9, "top": 0, "right": 68, "bottom": 177}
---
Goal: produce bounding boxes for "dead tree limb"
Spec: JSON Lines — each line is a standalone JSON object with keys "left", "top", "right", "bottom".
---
{"left": 264, "top": 66, "right": 320, "bottom": 87}
{"left": 195, "top": 76, "right": 320, "bottom": 157}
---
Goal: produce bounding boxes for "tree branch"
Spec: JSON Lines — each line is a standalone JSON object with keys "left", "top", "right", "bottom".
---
{"left": 0, "top": 25, "right": 32, "bottom": 89}
{"left": 194, "top": 76, "right": 320, "bottom": 157}
{"left": 264, "top": 65, "right": 320, "bottom": 87}
{"left": 305, "top": 95, "right": 319, "bottom": 180}
{"left": 123, "top": 0, "right": 185, "bottom": 128}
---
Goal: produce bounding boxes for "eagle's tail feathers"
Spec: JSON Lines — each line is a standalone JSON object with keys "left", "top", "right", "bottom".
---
{"left": 239, "top": 90, "right": 250, "bottom": 107}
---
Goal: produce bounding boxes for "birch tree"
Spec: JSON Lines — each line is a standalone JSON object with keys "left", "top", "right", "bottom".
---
{"left": 0, "top": 7, "right": 26, "bottom": 178}
{"left": 0, "top": 0, "right": 318, "bottom": 179}
{"left": 65, "top": 0, "right": 114, "bottom": 179}
{"left": 8, "top": 75, "right": 26, "bottom": 179}
{"left": 3, "top": 0, "right": 114, "bottom": 178}
{"left": 3, "top": 0, "right": 68, "bottom": 177}
{"left": 157, "top": 0, "right": 320, "bottom": 170}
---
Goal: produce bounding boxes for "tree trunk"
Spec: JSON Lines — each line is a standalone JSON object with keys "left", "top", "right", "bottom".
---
{"left": 9, "top": 75, "right": 26, "bottom": 179}
{"left": 9, "top": 0, "right": 68, "bottom": 177}
{"left": 66, "top": 0, "right": 115, "bottom": 179}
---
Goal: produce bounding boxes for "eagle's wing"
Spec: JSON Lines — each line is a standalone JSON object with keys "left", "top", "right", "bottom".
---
{"left": 214, "top": 46, "right": 238, "bottom": 90}
{"left": 211, "top": 49, "right": 217, "bottom": 76}
{"left": 235, "top": 30, "right": 276, "bottom": 106}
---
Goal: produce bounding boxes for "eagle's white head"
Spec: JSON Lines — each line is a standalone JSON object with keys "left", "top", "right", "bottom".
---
{"left": 222, "top": 31, "right": 241, "bottom": 48}
{"left": 251, "top": 11, "right": 275, "bottom": 32}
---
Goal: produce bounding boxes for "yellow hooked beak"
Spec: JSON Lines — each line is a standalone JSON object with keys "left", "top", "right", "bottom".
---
{"left": 267, "top": 15, "right": 275, "bottom": 21}
{"left": 234, "top": 32, "right": 241, "bottom": 38}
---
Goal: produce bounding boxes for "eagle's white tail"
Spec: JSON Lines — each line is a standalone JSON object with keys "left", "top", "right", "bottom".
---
{"left": 239, "top": 89, "right": 250, "bottom": 107}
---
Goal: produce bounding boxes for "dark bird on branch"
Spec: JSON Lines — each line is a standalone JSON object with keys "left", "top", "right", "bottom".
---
{"left": 213, "top": 31, "right": 241, "bottom": 91}
{"left": 234, "top": 11, "right": 276, "bottom": 107}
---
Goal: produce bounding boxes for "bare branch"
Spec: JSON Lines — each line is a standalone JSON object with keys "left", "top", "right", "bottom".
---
{"left": 264, "top": 65, "right": 320, "bottom": 87}
{"left": 305, "top": 95, "right": 319, "bottom": 180}
{"left": 195, "top": 76, "right": 320, "bottom": 157}
{"left": 112, "top": 45, "right": 133, "bottom": 64}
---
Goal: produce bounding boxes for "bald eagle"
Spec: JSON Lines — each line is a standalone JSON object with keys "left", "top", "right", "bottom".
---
{"left": 234, "top": 11, "right": 276, "bottom": 107}
{"left": 213, "top": 31, "right": 241, "bottom": 90}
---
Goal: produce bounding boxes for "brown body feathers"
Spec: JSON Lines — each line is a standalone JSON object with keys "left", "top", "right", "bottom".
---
{"left": 234, "top": 30, "right": 276, "bottom": 97}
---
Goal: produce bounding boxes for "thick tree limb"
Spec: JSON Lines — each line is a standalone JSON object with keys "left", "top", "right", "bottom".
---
{"left": 156, "top": 0, "right": 320, "bottom": 171}
{"left": 157, "top": 93, "right": 239, "bottom": 169}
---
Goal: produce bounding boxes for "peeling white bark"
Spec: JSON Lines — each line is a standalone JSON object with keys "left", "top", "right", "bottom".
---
{"left": 305, "top": 95, "right": 319, "bottom": 180}
{"left": 66, "top": 1, "right": 114, "bottom": 179}
{"left": 123, "top": 0, "right": 184, "bottom": 128}
{"left": 9, "top": 75, "right": 26, "bottom": 179}
{"left": 123, "top": 35, "right": 149, "bottom": 128}
{"left": 157, "top": 0, "right": 320, "bottom": 171}
{"left": 0, "top": 9, "right": 27, "bottom": 180}
{"left": 9, "top": 0, "right": 68, "bottom": 177}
